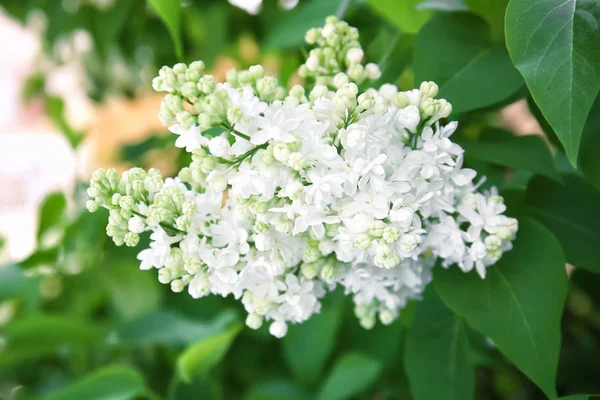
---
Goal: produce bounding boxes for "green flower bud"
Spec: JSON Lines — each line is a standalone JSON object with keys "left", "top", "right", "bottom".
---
{"left": 301, "top": 261, "right": 321, "bottom": 279}
{"left": 354, "top": 233, "right": 372, "bottom": 249}
{"left": 382, "top": 226, "right": 400, "bottom": 243}
{"left": 124, "top": 232, "right": 140, "bottom": 247}
{"left": 369, "top": 221, "right": 387, "bottom": 237}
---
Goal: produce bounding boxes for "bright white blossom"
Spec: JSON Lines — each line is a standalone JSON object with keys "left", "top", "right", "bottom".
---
{"left": 88, "top": 16, "right": 518, "bottom": 337}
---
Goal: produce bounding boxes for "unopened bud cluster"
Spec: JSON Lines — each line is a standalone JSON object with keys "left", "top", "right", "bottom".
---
{"left": 300, "top": 16, "right": 381, "bottom": 88}
{"left": 88, "top": 17, "right": 518, "bottom": 337}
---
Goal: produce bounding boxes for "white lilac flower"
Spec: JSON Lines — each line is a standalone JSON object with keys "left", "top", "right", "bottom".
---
{"left": 87, "top": 17, "right": 518, "bottom": 337}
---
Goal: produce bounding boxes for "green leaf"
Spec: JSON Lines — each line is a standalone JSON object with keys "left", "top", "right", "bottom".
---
{"left": 19, "top": 246, "right": 62, "bottom": 270}
{"left": 505, "top": 0, "right": 600, "bottom": 165}
{"left": 0, "top": 264, "right": 27, "bottom": 301}
{"left": 466, "top": 0, "right": 509, "bottom": 41}
{"left": 148, "top": 0, "right": 183, "bottom": 58}
{"left": 264, "top": 0, "right": 339, "bottom": 49}
{"left": 366, "top": 29, "right": 414, "bottom": 86}
{"left": 245, "top": 380, "right": 311, "bottom": 400}
{"left": 435, "top": 218, "right": 567, "bottom": 398}
{"left": 368, "top": 0, "right": 433, "bottom": 34}
{"left": 282, "top": 291, "right": 345, "bottom": 385}
{"left": 45, "top": 96, "right": 83, "bottom": 148}
{"left": 340, "top": 316, "right": 404, "bottom": 368}
{"left": 405, "top": 295, "right": 474, "bottom": 400}
{"left": 0, "top": 315, "right": 105, "bottom": 370}
{"left": 177, "top": 322, "right": 242, "bottom": 383}
{"left": 415, "top": 13, "right": 523, "bottom": 113}
{"left": 43, "top": 365, "right": 146, "bottom": 400}
{"left": 118, "top": 310, "right": 238, "bottom": 346}
{"left": 553, "top": 396, "right": 600, "bottom": 400}
{"left": 101, "top": 260, "right": 162, "bottom": 321}
{"left": 579, "top": 95, "right": 600, "bottom": 190}
{"left": 525, "top": 174, "right": 600, "bottom": 273}
{"left": 316, "top": 352, "right": 382, "bottom": 400}
{"left": 168, "top": 377, "right": 213, "bottom": 400}
{"left": 457, "top": 128, "right": 560, "bottom": 180}
{"left": 37, "top": 192, "right": 67, "bottom": 243}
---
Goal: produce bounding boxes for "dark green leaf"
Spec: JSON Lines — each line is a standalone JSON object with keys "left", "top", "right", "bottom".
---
{"left": 466, "top": 0, "right": 509, "bottom": 41}
{"left": 435, "top": 218, "right": 567, "bottom": 398}
{"left": 553, "top": 396, "right": 600, "bottom": 400}
{"left": 525, "top": 174, "right": 600, "bottom": 273}
{"left": 340, "top": 316, "right": 404, "bottom": 368}
{"left": 43, "top": 365, "right": 146, "bottom": 400}
{"left": 415, "top": 13, "right": 523, "bottom": 113}
{"left": 458, "top": 128, "right": 560, "bottom": 180}
{"left": 0, "top": 315, "right": 106, "bottom": 370}
{"left": 282, "top": 291, "right": 345, "bottom": 385}
{"left": 405, "top": 295, "right": 474, "bottom": 400}
{"left": 118, "top": 310, "right": 238, "bottom": 346}
{"left": 168, "top": 377, "right": 213, "bottom": 400}
{"left": 505, "top": 0, "right": 600, "bottom": 164}
{"left": 579, "top": 95, "right": 600, "bottom": 190}
{"left": 245, "top": 379, "right": 311, "bottom": 400}
{"left": 148, "top": 0, "right": 183, "bottom": 58}
{"left": 316, "top": 352, "right": 382, "bottom": 400}
{"left": 177, "top": 322, "right": 242, "bottom": 383}
{"left": 368, "top": 0, "right": 433, "bottom": 34}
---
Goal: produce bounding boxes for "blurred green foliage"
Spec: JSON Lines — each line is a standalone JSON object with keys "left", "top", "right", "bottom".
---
{"left": 1, "top": 0, "right": 600, "bottom": 399}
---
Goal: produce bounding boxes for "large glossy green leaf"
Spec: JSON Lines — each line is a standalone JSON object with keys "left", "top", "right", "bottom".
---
{"left": 579, "top": 95, "right": 600, "bottom": 190}
{"left": 505, "top": 0, "right": 600, "bottom": 164}
{"left": 415, "top": 13, "right": 523, "bottom": 113}
{"left": 368, "top": 0, "right": 433, "bottom": 34}
{"left": 177, "top": 322, "right": 242, "bottom": 383}
{"left": 435, "top": 218, "right": 567, "bottom": 398}
{"left": 118, "top": 310, "right": 238, "bottom": 346}
{"left": 316, "top": 352, "right": 383, "bottom": 400}
{"left": 525, "top": 174, "right": 600, "bottom": 273}
{"left": 148, "top": 0, "right": 182, "bottom": 57}
{"left": 43, "top": 365, "right": 146, "bottom": 400}
{"left": 282, "top": 291, "right": 345, "bottom": 385}
{"left": 405, "top": 295, "right": 474, "bottom": 400}
{"left": 0, "top": 315, "right": 106, "bottom": 370}
{"left": 457, "top": 128, "right": 559, "bottom": 180}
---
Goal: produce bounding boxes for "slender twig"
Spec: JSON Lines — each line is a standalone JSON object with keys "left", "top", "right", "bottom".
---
{"left": 336, "top": 0, "right": 351, "bottom": 19}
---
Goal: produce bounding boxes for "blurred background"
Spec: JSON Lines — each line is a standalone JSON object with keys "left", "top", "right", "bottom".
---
{"left": 0, "top": 0, "right": 599, "bottom": 399}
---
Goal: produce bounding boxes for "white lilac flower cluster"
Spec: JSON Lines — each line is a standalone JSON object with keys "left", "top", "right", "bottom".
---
{"left": 87, "top": 16, "right": 518, "bottom": 338}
